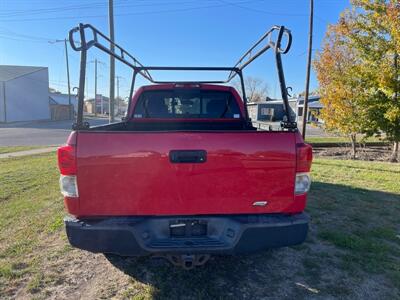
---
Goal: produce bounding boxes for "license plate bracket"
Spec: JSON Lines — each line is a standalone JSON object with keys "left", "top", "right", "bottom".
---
{"left": 169, "top": 220, "right": 207, "bottom": 238}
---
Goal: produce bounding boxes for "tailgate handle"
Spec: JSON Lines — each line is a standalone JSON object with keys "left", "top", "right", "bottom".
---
{"left": 169, "top": 150, "right": 207, "bottom": 163}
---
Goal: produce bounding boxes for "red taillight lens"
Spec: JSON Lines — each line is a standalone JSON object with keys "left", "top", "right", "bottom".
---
{"left": 57, "top": 145, "right": 76, "bottom": 175}
{"left": 296, "top": 143, "right": 313, "bottom": 173}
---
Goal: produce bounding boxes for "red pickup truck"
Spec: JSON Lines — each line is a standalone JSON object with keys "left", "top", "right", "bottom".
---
{"left": 58, "top": 24, "right": 312, "bottom": 268}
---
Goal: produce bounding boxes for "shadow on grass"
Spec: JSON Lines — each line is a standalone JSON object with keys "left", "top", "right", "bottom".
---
{"left": 105, "top": 182, "right": 400, "bottom": 299}
{"left": 105, "top": 251, "right": 291, "bottom": 299}
{"left": 308, "top": 181, "right": 400, "bottom": 211}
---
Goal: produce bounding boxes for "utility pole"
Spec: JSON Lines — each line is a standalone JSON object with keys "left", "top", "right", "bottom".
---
{"left": 109, "top": 0, "right": 115, "bottom": 123}
{"left": 49, "top": 39, "right": 72, "bottom": 119}
{"left": 302, "top": 0, "right": 314, "bottom": 138}
{"left": 116, "top": 75, "right": 122, "bottom": 116}
{"left": 85, "top": 73, "right": 89, "bottom": 100}
{"left": 94, "top": 59, "right": 97, "bottom": 116}
{"left": 87, "top": 59, "right": 106, "bottom": 116}
{"left": 64, "top": 39, "right": 72, "bottom": 119}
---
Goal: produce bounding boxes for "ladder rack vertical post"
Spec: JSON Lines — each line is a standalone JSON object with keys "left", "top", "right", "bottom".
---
{"left": 76, "top": 23, "right": 87, "bottom": 129}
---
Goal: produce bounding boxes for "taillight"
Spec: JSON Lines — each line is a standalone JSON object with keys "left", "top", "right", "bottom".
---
{"left": 295, "top": 141, "right": 313, "bottom": 195}
{"left": 296, "top": 143, "right": 313, "bottom": 173}
{"left": 59, "top": 175, "right": 79, "bottom": 197}
{"left": 174, "top": 83, "right": 200, "bottom": 88}
{"left": 295, "top": 172, "right": 311, "bottom": 194}
{"left": 57, "top": 131, "right": 77, "bottom": 175}
{"left": 57, "top": 132, "right": 78, "bottom": 198}
{"left": 57, "top": 145, "right": 76, "bottom": 175}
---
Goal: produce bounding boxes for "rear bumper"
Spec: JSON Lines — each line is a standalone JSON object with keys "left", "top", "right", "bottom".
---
{"left": 64, "top": 213, "right": 309, "bottom": 256}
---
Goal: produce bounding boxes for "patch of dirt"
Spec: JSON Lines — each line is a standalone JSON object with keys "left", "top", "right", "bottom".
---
{"left": 313, "top": 145, "right": 395, "bottom": 162}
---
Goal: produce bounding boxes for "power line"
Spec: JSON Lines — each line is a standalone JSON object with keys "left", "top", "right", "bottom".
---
{"left": 0, "top": 34, "right": 51, "bottom": 43}
{"left": 216, "top": 0, "right": 308, "bottom": 17}
{"left": 109, "top": 0, "right": 115, "bottom": 123}
{"left": 0, "top": 0, "right": 291, "bottom": 23}
{"left": 0, "top": 0, "right": 335, "bottom": 25}
{"left": 0, "top": 0, "right": 211, "bottom": 17}
{"left": 0, "top": 27, "right": 59, "bottom": 43}
{"left": 0, "top": 1, "right": 109, "bottom": 17}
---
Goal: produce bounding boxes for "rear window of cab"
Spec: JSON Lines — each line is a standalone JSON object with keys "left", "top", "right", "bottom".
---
{"left": 133, "top": 90, "right": 242, "bottom": 119}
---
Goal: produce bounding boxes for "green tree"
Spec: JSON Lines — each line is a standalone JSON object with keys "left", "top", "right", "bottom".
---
{"left": 339, "top": 0, "right": 400, "bottom": 162}
{"left": 314, "top": 24, "right": 369, "bottom": 158}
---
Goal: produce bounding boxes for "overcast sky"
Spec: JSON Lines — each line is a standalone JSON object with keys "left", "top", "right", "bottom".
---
{"left": 0, "top": 0, "right": 350, "bottom": 99}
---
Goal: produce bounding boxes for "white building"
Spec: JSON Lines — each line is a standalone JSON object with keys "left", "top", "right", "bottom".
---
{"left": 49, "top": 92, "right": 77, "bottom": 113}
{"left": 248, "top": 96, "right": 323, "bottom": 123}
{"left": 295, "top": 95, "right": 323, "bottom": 123}
{"left": 248, "top": 99, "right": 297, "bottom": 122}
{"left": 0, "top": 65, "right": 50, "bottom": 122}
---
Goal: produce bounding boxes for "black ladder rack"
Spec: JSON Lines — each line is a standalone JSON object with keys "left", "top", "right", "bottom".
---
{"left": 69, "top": 23, "right": 296, "bottom": 130}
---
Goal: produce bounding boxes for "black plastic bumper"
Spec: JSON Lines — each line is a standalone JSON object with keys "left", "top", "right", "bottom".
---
{"left": 64, "top": 213, "right": 309, "bottom": 256}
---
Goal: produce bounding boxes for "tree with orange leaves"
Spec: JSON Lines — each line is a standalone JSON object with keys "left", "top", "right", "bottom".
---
{"left": 315, "top": 0, "right": 400, "bottom": 161}
{"left": 314, "top": 24, "right": 369, "bottom": 159}
{"left": 338, "top": 0, "right": 400, "bottom": 161}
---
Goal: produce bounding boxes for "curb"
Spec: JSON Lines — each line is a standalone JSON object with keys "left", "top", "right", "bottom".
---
{"left": 0, "top": 147, "right": 58, "bottom": 159}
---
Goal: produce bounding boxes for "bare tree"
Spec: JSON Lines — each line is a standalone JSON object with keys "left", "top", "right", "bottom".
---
{"left": 233, "top": 76, "right": 268, "bottom": 103}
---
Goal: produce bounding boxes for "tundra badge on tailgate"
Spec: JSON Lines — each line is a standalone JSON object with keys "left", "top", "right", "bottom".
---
{"left": 253, "top": 201, "right": 268, "bottom": 206}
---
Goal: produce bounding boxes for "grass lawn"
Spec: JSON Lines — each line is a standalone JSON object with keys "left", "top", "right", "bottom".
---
{"left": 0, "top": 146, "right": 45, "bottom": 155}
{"left": 0, "top": 153, "right": 399, "bottom": 299}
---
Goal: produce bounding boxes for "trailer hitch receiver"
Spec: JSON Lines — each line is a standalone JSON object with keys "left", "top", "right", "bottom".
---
{"left": 165, "top": 254, "right": 210, "bottom": 270}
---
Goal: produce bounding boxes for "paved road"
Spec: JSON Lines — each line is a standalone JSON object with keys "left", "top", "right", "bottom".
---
{"left": 0, "top": 118, "right": 111, "bottom": 146}
{"left": 298, "top": 122, "right": 330, "bottom": 137}
{"left": 253, "top": 121, "right": 329, "bottom": 137}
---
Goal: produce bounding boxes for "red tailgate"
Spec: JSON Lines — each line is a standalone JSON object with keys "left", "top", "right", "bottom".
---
{"left": 74, "top": 131, "right": 301, "bottom": 217}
